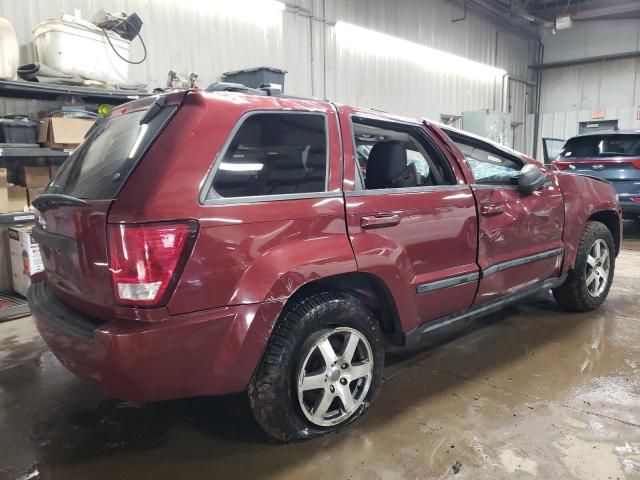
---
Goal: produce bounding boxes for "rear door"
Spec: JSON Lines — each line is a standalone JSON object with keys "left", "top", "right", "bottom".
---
{"left": 34, "top": 94, "right": 182, "bottom": 319}
{"left": 447, "top": 132, "right": 565, "bottom": 304}
{"left": 340, "top": 108, "right": 478, "bottom": 332}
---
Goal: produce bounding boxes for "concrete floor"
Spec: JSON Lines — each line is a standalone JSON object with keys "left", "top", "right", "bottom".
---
{"left": 1, "top": 223, "right": 640, "bottom": 480}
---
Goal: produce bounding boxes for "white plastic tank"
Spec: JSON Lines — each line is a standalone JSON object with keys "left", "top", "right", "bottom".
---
{"left": 33, "top": 14, "right": 131, "bottom": 84}
{"left": 0, "top": 18, "right": 19, "bottom": 80}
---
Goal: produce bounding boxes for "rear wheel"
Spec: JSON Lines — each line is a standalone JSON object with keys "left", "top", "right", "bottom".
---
{"left": 248, "top": 291, "right": 384, "bottom": 442}
{"left": 553, "top": 221, "right": 615, "bottom": 312}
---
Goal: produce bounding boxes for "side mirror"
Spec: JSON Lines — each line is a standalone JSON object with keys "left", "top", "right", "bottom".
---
{"left": 518, "top": 164, "right": 547, "bottom": 195}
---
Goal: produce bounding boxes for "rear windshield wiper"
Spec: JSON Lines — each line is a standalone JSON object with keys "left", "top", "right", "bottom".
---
{"left": 32, "top": 193, "right": 88, "bottom": 212}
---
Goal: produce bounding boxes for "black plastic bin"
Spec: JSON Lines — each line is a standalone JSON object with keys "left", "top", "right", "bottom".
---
{"left": 0, "top": 116, "right": 38, "bottom": 144}
{"left": 222, "top": 67, "right": 287, "bottom": 92}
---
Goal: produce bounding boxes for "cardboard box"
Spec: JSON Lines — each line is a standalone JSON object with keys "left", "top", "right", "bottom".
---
{"left": 49, "top": 165, "right": 61, "bottom": 179}
{"left": 0, "top": 168, "right": 8, "bottom": 213}
{"left": 7, "top": 186, "right": 27, "bottom": 212}
{"left": 37, "top": 117, "right": 95, "bottom": 149}
{"left": 28, "top": 188, "right": 44, "bottom": 204}
{"left": 8, "top": 225, "right": 43, "bottom": 297}
{"left": 23, "top": 166, "right": 50, "bottom": 188}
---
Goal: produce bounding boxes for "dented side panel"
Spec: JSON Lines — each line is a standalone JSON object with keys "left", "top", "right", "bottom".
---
{"left": 557, "top": 173, "right": 622, "bottom": 273}
{"left": 170, "top": 201, "right": 356, "bottom": 314}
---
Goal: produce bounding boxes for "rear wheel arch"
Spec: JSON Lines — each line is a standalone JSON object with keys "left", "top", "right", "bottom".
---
{"left": 278, "top": 272, "right": 404, "bottom": 346}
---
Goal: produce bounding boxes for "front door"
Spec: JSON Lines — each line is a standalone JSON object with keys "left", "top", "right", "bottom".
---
{"left": 339, "top": 108, "right": 479, "bottom": 332}
{"left": 449, "top": 134, "right": 565, "bottom": 304}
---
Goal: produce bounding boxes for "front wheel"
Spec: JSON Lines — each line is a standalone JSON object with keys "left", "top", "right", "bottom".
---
{"left": 553, "top": 221, "right": 615, "bottom": 312}
{"left": 248, "top": 291, "right": 384, "bottom": 442}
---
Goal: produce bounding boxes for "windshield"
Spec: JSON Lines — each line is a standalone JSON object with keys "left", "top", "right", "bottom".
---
{"left": 559, "top": 134, "right": 640, "bottom": 159}
{"left": 47, "top": 106, "right": 176, "bottom": 199}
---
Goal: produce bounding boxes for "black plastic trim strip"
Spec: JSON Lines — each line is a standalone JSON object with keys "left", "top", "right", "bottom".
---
{"left": 404, "top": 275, "right": 566, "bottom": 347}
{"left": 483, "top": 247, "right": 564, "bottom": 277}
{"left": 32, "top": 226, "right": 77, "bottom": 253}
{"left": 416, "top": 272, "right": 479, "bottom": 294}
{"left": 27, "top": 281, "right": 105, "bottom": 342}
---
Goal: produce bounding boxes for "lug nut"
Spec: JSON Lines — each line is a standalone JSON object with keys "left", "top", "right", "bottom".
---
{"left": 329, "top": 385, "right": 335, "bottom": 393}
{"left": 340, "top": 378, "right": 348, "bottom": 385}
{"left": 341, "top": 363, "right": 348, "bottom": 369}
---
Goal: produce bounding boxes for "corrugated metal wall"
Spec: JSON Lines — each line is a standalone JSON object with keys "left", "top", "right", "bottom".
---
{"left": 537, "top": 19, "right": 640, "bottom": 160}
{"left": 1, "top": 0, "right": 536, "bottom": 150}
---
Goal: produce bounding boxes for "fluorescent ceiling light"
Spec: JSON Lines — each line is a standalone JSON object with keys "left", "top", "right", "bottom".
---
{"left": 219, "top": 162, "right": 264, "bottom": 171}
{"left": 334, "top": 21, "right": 506, "bottom": 80}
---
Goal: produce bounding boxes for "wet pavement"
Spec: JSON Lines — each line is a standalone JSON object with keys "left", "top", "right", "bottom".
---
{"left": 1, "top": 222, "right": 640, "bottom": 480}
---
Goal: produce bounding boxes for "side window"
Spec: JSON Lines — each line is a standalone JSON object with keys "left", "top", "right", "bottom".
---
{"left": 352, "top": 118, "right": 454, "bottom": 190}
{"left": 208, "top": 113, "right": 327, "bottom": 199}
{"left": 454, "top": 141, "right": 523, "bottom": 184}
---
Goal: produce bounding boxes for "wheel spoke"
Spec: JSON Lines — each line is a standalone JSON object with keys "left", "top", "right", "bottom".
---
{"left": 313, "top": 388, "right": 334, "bottom": 421}
{"left": 317, "top": 338, "right": 338, "bottom": 367}
{"left": 586, "top": 271, "right": 597, "bottom": 288}
{"left": 586, "top": 255, "right": 596, "bottom": 267}
{"left": 593, "top": 241, "right": 601, "bottom": 259}
{"left": 599, "top": 249, "right": 609, "bottom": 264}
{"left": 335, "top": 384, "right": 355, "bottom": 412}
{"left": 301, "top": 373, "right": 326, "bottom": 391}
{"left": 342, "top": 332, "right": 360, "bottom": 364}
{"left": 348, "top": 362, "right": 372, "bottom": 381}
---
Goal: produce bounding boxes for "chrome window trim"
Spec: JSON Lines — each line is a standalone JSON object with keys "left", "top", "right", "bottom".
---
{"left": 416, "top": 272, "right": 479, "bottom": 294}
{"left": 470, "top": 184, "right": 519, "bottom": 190}
{"left": 482, "top": 247, "right": 564, "bottom": 277}
{"left": 199, "top": 110, "right": 330, "bottom": 206}
{"left": 344, "top": 184, "right": 470, "bottom": 197}
{"left": 202, "top": 191, "right": 342, "bottom": 206}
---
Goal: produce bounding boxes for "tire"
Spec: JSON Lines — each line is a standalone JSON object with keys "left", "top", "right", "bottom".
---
{"left": 553, "top": 221, "right": 615, "bottom": 312}
{"left": 248, "top": 291, "right": 384, "bottom": 442}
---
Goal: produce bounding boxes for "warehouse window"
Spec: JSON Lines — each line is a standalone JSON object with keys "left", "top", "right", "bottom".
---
{"left": 352, "top": 118, "right": 454, "bottom": 190}
{"left": 209, "top": 113, "right": 327, "bottom": 199}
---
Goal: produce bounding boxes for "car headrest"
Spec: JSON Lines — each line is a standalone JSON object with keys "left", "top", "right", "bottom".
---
{"left": 365, "top": 141, "right": 412, "bottom": 189}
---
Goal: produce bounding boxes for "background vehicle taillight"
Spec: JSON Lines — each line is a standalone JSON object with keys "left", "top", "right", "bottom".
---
{"left": 553, "top": 161, "right": 571, "bottom": 171}
{"left": 108, "top": 221, "right": 198, "bottom": 307}
{"left": 631, "top": 160, "right": 640, "bottom": 170}
{"left": 631, "top": 197, "right": 640, "bottom": 203}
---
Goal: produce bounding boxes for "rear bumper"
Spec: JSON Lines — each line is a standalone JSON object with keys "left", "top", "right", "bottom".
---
{"left": 28, "top": 280, "right": 282, "bottom": 403}
{"left": 620, "top": 201, "right": 640, "bottom": 218}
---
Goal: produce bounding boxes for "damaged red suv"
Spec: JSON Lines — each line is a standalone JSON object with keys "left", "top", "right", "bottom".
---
{"left": 29, "top": 89, "right": 621, "bottom": 441}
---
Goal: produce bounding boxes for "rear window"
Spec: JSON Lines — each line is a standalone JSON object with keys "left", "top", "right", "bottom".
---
{"left": 47, "top": 106, "right": 175, "bottom": 199}
{"left": 207, "top": 112, "right": 327, "bottom": 199}
{"left": 560, "top": 134, "right": 640, "bottom": 159}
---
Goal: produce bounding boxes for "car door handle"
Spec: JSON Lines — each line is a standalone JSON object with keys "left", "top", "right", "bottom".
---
{"left": 480, "top": 203, "right": 505, "bottom": 216}
{"left": 361, "top": 214, "right": 400, "bottom": 229}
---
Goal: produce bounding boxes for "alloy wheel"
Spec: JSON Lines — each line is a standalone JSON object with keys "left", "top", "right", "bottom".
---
{"left": 585, "top": 239, "right": 610, "bottom": 297}
{"left": 296, "top": 327, "right": 374, "bottom": 427}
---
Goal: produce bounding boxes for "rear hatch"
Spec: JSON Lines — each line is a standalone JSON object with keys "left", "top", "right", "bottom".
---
{"left": 33, "top": 93, "right": 184, "bottom": 319}
{"left": 553, "top": 133, "right": 640, "bottom": 198}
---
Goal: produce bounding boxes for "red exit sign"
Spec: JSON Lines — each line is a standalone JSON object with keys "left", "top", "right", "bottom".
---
{"left": 591, "top": 108, "right": 605, "bottom": 120}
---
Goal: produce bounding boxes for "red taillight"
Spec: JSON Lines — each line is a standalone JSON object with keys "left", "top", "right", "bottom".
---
{"left": 108, "top": 221, "right": 197, "bottom": 307}
{"left": 631, "top": 197, "right": 640, "bottom": 203}
{"left": 553, "top": 161, "right": 571, "bottom": 171}
{"left": 631, "top": 160, "right": 640, "bottom": 170}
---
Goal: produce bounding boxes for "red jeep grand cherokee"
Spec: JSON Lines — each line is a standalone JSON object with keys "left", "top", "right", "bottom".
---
{"left": 29, "top": 89, "right": 621, "bottom": 442}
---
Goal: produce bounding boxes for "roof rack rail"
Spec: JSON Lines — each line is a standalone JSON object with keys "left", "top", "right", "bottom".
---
{"left": 204, "top": 82, "right": 282, "bottom": 97}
